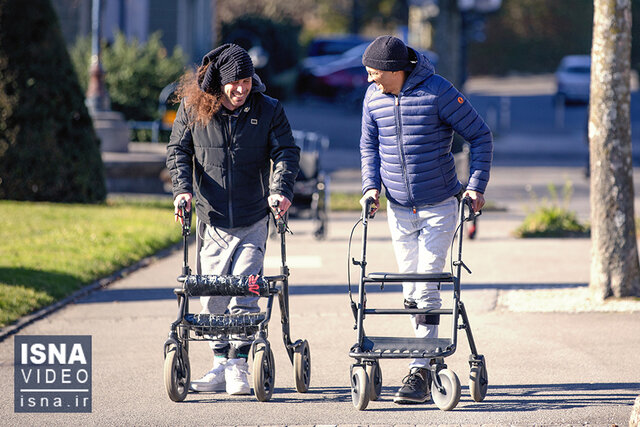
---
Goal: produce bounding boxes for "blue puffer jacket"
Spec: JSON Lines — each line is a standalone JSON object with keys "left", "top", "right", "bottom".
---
{"left": 360, "top": 49, "right": 493, "bottom": 208}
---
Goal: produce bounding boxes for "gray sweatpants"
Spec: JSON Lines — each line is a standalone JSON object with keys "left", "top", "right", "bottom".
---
{"left": 195, "top": 215, "right": 269, "bottom": 351}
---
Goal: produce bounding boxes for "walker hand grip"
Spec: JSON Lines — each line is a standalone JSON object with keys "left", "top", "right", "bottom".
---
{"left": 270, "top": 199, "right": 287, "bottom": 234}
{"left": 363, "top": 197, "right": 376, "bottom": 219}
{"left": 178, "top": 200, "right": 191, "bottom": 235}
{"left": 462, "top": 197, "right": 480, "bottom": 221}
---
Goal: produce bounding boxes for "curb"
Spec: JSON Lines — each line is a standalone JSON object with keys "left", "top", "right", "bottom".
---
{"left": 0, "top": 241, "right": 184, "bottom": 343}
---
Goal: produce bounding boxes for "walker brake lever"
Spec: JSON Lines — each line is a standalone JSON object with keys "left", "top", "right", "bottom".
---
{"left": 463, "top": 197, "right": 477, "bottom": 221}
{"left": 363, "top": 197, "right": 376, "bottom": 219}
{"left": 270, "top": 199, "right": 289, "bottom": 234}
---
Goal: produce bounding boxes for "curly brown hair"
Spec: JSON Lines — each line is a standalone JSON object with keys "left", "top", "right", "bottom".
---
{"left": 172, "top": 65, "right": 223, "bottom": 128}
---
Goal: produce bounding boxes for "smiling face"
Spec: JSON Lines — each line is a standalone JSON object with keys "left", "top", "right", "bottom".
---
{"left": 221, "top": 77, "right": 252, "bottom": 110}
{"left": 365, "top": 67, "right": 405, "bottom": 95}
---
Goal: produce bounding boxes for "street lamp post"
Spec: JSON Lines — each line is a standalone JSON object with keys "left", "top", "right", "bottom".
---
{"left": 86, "top": 0, "right": 110, "bottom": 113}
{"left": 84, "top": 0, "right": 130, "bottom": 153}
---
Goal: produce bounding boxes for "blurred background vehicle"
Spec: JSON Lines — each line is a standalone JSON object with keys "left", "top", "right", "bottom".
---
{"left": 297, "top": 41, "right": 438, "bottom": 107}
{"left": 301, "top": 34, "right": 373, "bottom": 70}
{"left": 555, "top": 55, "right": 591, "bottom": 104}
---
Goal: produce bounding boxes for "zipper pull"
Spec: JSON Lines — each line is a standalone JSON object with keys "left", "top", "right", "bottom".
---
{"left": 395, "top": 96, "right": 399, "bottom": 106}
{"left": 412, "top": 207, "right": 417, "bottom": 214}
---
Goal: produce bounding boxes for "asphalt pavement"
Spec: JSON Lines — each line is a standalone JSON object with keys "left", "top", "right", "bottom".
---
{"left": 1, "top": 161, "right": 640, "bottom": 426}
{"left": 2, "top": 76, "right": 640, "bottom": 425}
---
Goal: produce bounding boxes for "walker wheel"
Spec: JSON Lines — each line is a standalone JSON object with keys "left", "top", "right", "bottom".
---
{"left": 365, "top": 362, "right": 382, "bottom": 401}
{"left": 163, "top": 344, "right": 190, "bottom": 402}
{"left": 432, "top": 368, "right": 461, "bottom": 411}
{"left": 469, "top": 358, "right": 488, "bottom": 402}
{"left": 350, "top": 366, "right": 370, "bottom": 410}
{"left": 253, "top": 344, "right": 276, "bottom": 402}
{"left": 293, "top": 340, "right": 311, "bottom": 393}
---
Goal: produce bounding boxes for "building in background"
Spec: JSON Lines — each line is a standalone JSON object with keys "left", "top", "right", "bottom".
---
{"left": 51, "top": 0, "right": 216, "bottom": 65}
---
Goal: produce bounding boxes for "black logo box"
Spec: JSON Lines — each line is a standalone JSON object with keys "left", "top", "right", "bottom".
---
{"left": 14, "top": 335, "right": 92, "bottom": 413}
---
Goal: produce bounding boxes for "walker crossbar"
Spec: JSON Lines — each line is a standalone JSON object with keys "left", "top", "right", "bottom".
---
{"left": 181, "top": 274, "right": 285, "bottom": 297}
{"left": 364, "top": 308, "right": 453, "bottom": 315}
{"left": 365, "top": 272, "right": 454, "bottom": 282}
{"left": 184, "top": 312, "right": 267, "bottom": 328}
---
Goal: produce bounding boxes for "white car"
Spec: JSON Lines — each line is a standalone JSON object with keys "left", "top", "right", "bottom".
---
{"left": 555, "top": 55, "right": 591, "bottom": 104}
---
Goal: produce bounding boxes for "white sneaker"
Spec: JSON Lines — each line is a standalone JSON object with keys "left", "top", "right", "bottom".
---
{"left": 225, "top": 358, "right": 251, "bottom": 395}
{"left": 190, "top": 358, "right": 227, "bottom": 392}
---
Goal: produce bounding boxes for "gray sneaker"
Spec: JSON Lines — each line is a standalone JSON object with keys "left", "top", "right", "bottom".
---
{"left": 393, "top": 368, "right": 431, "bottom": 404}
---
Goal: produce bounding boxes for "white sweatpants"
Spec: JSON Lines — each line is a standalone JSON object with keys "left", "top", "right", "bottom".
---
{"left": 386, "top": 196, "right": 458, "bottom": 368}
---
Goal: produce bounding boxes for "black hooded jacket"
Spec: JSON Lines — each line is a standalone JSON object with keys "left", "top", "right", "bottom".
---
{"left": 166, "top": 76, "right": 300, "bottom": 228}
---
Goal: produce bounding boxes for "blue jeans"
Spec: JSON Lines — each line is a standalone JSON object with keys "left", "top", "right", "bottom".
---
{"left": 386, "top": 196, "right": 458, "bottom": 368}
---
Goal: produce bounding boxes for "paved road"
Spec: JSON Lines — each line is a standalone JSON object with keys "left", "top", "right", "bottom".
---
{"left": 1, "top": 165, "right": 639, "bottom": 426}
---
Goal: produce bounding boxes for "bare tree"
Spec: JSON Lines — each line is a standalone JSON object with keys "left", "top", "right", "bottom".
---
{"left": 589, "top": 0, "right": 640, "bottom": 299}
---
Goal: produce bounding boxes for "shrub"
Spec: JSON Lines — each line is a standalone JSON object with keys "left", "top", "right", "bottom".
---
{"left": 70, "top": 31, "right": 186, "bottom": 122}
{"left": 0, "top": 0, "right": 106, "bottom": 203}
{"left": 514, "top": 181, "right": 589, "bottom": 238}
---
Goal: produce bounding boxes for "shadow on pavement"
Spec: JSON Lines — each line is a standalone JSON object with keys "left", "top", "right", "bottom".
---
{"left": 76, "top": 283, "right": 588, "bottom": 303}
{"left": 159, "top": 382, "right": 639, "bottom": 410}
{"left": 454, "top": 382, "right": 640, "bottom": 412}
{"left": 172, "top": 387, "right": 353, "bottom": 404}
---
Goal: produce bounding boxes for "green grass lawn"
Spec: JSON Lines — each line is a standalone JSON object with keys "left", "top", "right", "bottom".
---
{"left": 0, "top": 198, "right": 182, "bottom": 328}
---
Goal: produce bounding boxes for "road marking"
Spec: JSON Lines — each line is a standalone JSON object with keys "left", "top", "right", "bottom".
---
{"left": 264, "top": 255, "right": 322, "bottom": 269}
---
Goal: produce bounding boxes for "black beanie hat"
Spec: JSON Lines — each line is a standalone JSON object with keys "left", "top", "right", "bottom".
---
{"left": 362, "top": 35, "right": 409, "bottom": 71}
{"left": 198, "top": 43, "right": 255, "bottom": 95}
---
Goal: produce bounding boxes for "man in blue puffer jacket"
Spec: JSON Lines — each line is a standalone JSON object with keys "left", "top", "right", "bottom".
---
{"left": 359, "top": 35, "right": 492, "bottom": 405}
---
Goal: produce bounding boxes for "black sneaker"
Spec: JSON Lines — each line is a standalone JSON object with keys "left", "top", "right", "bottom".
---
{"left": 393, "top": 368, "right": 431, "bottom": 404}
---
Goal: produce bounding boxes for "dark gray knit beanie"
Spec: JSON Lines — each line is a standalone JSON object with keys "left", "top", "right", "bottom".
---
{"left": 198, "top": 44, "right": 254, "bottom": 95}
{"left": 362, "top": 35, "right": 409, "bottom": 71}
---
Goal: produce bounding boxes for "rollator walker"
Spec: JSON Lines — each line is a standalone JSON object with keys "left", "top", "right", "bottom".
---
{"left": 163, "top": 201, "right": 311, "bottom": 402}
{"left": 347, "top": 196, "right": 488, "bottom": 410}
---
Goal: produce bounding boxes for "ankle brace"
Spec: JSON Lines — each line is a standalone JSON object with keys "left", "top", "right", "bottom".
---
{"left": 228, "top": 343, "right": 251, "bottom": 360}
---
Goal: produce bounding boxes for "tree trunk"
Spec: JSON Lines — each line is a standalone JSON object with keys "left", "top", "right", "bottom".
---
{"left": 589, "top": 0, "right": 640, "bottom": 298}
{"left": 433, "top": 0, "right": 461, "bottom": 88}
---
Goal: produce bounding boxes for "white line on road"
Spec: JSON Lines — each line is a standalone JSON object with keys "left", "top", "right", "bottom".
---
{"left": 264, "top": 255, "right": 322, "bottom": 269}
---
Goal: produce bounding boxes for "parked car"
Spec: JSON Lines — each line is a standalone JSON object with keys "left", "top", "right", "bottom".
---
{"left": 555, "top": 55, "right": 591, "bottom": 104}
{"left": 301, "top": 35, "right": 373, "bottom": 70}
{"left": 298, "top": 41, "right": 438, "bottom": 106}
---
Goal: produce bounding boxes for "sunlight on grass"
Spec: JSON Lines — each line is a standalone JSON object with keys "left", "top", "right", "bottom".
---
{"left": 0, "top": 200, "right": 181, "bottom": 327}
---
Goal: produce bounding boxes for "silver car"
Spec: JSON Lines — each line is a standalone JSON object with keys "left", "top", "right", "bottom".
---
{"left": 555, "top": 55, "right": 591, "bottom": 104}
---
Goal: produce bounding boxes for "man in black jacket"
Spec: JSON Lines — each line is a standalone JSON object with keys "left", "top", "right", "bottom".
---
{"left": 166, "top": 44, "right": 300, "bottom": 395}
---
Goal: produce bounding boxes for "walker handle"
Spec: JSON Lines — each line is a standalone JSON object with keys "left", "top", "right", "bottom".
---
{"left": 363, "top": 196, "right": 376, "bottom": 219}
{"left": 178, "top": 200, "right": 191, "bottom": 236}
{"left": 462, "top": 196, "right": 480, "bottom": 221}
{"left": 270, "top": 199, "right": 287, "bottom": 234}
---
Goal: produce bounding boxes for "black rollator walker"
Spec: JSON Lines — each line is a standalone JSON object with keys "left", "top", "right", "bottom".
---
{"left": 163, "top": 201, "right": 311, "bottom": 402}
{"left": 347, "top": 196, "right": 488, "bottom": 411}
